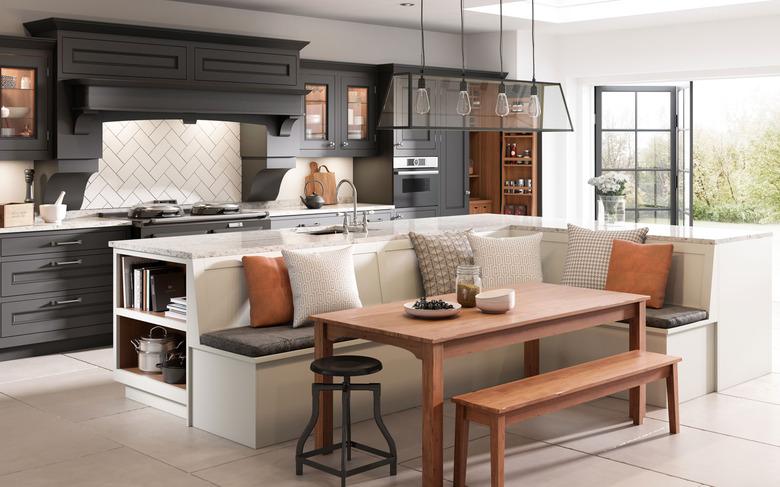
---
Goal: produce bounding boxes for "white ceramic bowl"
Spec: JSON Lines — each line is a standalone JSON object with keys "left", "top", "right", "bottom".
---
{"left": 2, "top": 107, "right": 30, "bottom": 119}
{"left": 476, "top": 288, "right": 516, "bottom": 314}
{"left": 39, "top": 204, "right": 67, "bottom": 223}
{"left": 404, "top": 301, "right": 462, "bottom": 319}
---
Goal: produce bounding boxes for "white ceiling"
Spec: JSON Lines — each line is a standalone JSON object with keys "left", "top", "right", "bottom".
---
{"left": 169, "top": 0, "right": 780, "bottom": 34}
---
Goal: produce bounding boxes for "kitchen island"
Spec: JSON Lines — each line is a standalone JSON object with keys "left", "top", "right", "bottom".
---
{"left": 109, "top": 214, "right": 772, "bottom": 447}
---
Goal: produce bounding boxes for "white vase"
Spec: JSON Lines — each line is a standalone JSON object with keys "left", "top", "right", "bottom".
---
{"left": 598, "top": 195, "right": 626, "bottom": 225}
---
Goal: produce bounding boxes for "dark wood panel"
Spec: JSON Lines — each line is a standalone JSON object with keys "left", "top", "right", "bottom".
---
{"left": 1, "top": 290, "right": 111, "bottom": 337}
{"left": 1, "top": 253, "right": 112, "bottom": 297}
{"left": 1, "top": 228, "right": 129, "bottom": 257}
{"left": 194, "top": 48, "right": 296, "bottom": 86}
{"left": 62, "top": 36, "right": 187, "bottom": 79}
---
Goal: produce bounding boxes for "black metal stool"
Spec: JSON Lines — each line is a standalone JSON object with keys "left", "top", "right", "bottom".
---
{"left": 295, "top": 355, "right": 397, "bottom": 486}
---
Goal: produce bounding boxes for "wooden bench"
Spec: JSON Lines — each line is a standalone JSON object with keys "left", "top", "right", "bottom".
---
{"left": 451, "top": 350, "right": 682, "bottom": 487}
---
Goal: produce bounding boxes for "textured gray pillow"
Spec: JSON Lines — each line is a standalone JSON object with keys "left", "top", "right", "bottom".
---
{"left": 282, "top": 246, "right": 362, "bottom": 327}
{"left": 468, "top": 232, "right": 543, "bottom": 289}
{"left": 409, "top": 231, "right": 473, "bottom": 296}
{"left": 560, "top": 224, "right": 649, "bottom": 290}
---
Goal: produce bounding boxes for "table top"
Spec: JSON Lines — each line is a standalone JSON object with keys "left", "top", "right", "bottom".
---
{"left": 312, "top": 282, "right": 649, "bottom": 345}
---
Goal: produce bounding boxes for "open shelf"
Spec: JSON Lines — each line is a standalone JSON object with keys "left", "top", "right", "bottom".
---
{"left": 116, "top": 307, "right": 187, "bottom": 332}
{"left": 122, "top": 367, "right": 186, "bottom": 390}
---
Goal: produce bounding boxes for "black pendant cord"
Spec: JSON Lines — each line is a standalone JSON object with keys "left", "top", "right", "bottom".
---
{"left": 460, "top": 0, "right": 466, "bottom": 79}
{"left": 531, "top": 0, "right": 536, "bottom": 85}
{"left": 499, "top": 0, "right": 504, "bottom": 88}
{"left": 420, "top": 0, "right": 426, "bottom": 77}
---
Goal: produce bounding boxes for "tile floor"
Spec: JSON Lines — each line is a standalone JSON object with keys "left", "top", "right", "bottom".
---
{"left": 1, "top": 348, "right": 780, "bottom": 486}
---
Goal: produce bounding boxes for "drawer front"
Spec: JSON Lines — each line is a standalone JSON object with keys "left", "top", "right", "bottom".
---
{"left": 194, "top": 48, "right": 297, "bottom": 86}
{"left": 270, "top": 214, "right": 342, "bottom": 229}
{"left": 62, "top": 36, "right": 187, "bottom": 80}
{"left": 2, "top": 253, "right": 112, "bottom": 297}
{"left": 1, "top": 229, "right": 128, "bottom": 257}
{"left": 1, "top": 291, "right": 112, "bottom": 338}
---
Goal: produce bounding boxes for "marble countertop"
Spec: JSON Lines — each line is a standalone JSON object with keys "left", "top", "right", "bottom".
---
{"left": 0, "top": 203, "right": 394, "bottom": 234}
{"left": 109, "top": 214, "right": 773, "bottom": 260}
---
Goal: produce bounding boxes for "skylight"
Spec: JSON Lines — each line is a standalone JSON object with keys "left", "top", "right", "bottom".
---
{"left": 466, "top": 0, "right": 771, "bottom": 23}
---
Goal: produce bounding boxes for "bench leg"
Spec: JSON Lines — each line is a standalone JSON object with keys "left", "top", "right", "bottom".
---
{"left": 524, "top": 340, "right": 540, "bottom": 377}
{"left": 453, "top": 404, "right": 469, "bottom": 487}
{"left": 490, "top": 416, "right": 506, "bottom": 487}
{"left": 667, "top": 363, "right": 680, "bottom": 434}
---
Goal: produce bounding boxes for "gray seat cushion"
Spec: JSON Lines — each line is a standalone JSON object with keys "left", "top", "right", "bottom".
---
{"left": 645, "top": 306, "right": 708, "bottom": 329}
{"left": 200, "top": 324, "right": 350, "bottom": 358}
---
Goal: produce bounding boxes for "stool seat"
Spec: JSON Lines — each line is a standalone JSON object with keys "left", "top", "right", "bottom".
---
{"left": 311, "top": 355, "right": 383, "bottom": 377}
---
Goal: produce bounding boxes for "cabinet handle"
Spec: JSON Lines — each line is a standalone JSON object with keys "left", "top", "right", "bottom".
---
{"left": 394, "top": 142, "right": 404, "bottom": 148}
{"left": 342, "top": 141, "right": 350, "bottom": 147}
{"left": 328, "top": 141, "right": 336, "bottom": 148}
{"left": 50, "top": 240, "right": 82, "bottom": 247}
{"left": 50, "top": 297, "right": 82, "bottom": 306}
{"left": 52, "top": 259, "right": 82, "bottom": 266}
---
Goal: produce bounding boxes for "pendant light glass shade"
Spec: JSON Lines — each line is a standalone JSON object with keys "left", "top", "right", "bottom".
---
{"left": 528, "top": 85, "right": 541, "bottom": 119}
{"left": 414, "top": 77, "right": 431, "bottom": 115}
{"left": 495, "top": 84, "right": 510, "bottom": 117}
{"left": 456, "top": 79, "right": 472, "bottom": 116}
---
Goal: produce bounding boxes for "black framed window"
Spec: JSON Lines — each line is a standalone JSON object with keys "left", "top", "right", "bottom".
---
{"left": 595, "top": 86, "right": 680, "bottom": 225}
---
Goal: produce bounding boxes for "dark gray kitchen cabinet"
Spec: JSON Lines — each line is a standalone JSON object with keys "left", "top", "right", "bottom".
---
{"left": 1, "top": 290, "right": 112, "bottom": 338}
{"left": 393, "top": 129, "right": 438, "bottom": 156}
{"left": 299, "top": 61, "right": 378, "bottom": 157}
{"left": 438, "top": 131, "right": 470, "bottom": 216}
{"left": 0, "top": 36, "right": 54, "bottom": 160}
{"left": 2, "top": 252, "right": 113, "bottom": 297}
{"left": 392, "top": 207, "right": 438, "bottom": 220}
{"left": 61, "top": 36, "right": 187, "bottom": 79}
{"left": 270, "top": 213, "right": 343, "bottom": 229}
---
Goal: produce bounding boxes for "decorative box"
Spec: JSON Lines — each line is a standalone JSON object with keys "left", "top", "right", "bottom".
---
{"left": 1, "top": 75, "right": 16, "bottom": 89}
{"left": 0, "top": 202, "right": 34, "bottom": 227}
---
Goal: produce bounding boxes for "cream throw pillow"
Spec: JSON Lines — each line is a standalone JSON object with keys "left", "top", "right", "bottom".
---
{"left": 282, "top": 246, "right": 362, "bottom": 328}
{"left": 467, "top": 232, "right": 544, "bottom": 289}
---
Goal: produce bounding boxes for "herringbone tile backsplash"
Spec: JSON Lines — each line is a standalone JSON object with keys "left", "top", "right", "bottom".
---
{"left": 82, "top": 120, "right": 241, "bottom": 209}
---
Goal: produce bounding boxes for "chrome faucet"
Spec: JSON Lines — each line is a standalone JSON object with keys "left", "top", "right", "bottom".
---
{"left": 336, "top": 179, "right": 359, "bottom": 227}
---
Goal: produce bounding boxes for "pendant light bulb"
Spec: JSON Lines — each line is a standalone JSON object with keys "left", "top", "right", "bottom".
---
{"left": 414, "top": 77, "right": 431, "bottom": 115}
{"left": 495, "top": 83, "right": 510, "bottom": 117}
{"left": 528, "top": 84, "right": 541, "bottom": 119}
{"left": 456, "top": 79, "right": 472, "bottom": 116}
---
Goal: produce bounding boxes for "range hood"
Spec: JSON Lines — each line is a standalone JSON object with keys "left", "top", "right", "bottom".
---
{"left": 377, "top": 73, "right": 573, "bottom": 132}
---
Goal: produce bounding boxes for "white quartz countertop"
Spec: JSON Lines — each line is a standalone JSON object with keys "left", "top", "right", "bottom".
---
{"left": 109, "top": 214, "right": 773, "bottom": 260}
{"left": 0, "top": 204, "right": 395, "bottom": 234}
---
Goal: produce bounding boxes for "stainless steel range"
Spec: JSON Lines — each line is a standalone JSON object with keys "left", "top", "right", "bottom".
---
{"left": 99, "top": 201, "right": 270, "bottom": 238}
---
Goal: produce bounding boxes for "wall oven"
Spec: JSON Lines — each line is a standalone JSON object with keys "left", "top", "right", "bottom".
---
{"left": 393, "top": 157, "right": 439, "bottom": 208}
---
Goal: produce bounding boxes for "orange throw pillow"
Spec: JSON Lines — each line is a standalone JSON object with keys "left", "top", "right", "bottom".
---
{"left": 605, "top": 240, "right": 673, "bottom": 309}
{"left": 242, "top": 256, "right": 294, "bottom": 327}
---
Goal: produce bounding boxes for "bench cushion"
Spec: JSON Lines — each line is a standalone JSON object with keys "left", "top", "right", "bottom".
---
{"left": 646, "top": 306, "right": 708, "bottom": 329}
{"left": 201, "top": 324, "right": 319, "bottom": 357}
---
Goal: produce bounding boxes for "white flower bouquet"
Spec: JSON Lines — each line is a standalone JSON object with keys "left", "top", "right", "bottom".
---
{"left": 588, "top": 173, "right": 628, "bottom": 196}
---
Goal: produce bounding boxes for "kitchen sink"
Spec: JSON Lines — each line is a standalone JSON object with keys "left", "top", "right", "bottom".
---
{"left": 295, "top": 225, "right": 379, "bottom": 235}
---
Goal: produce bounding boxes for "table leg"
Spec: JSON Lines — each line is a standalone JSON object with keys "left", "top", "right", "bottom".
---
{"left": 523, "top": 340, "right": 540, "bottom": 377}
{"left": 314, "top": 320, "right": 334, "bottom": 450}
{"left": 421, "top": 344, "right": 444, "bottom": 487}
{"left": 629, "top": 302, "right": 647, "bottom": 425}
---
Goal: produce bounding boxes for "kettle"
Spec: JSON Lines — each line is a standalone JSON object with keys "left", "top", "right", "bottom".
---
{"left": 300, "top": 180, "right": 326, "bottom": 209}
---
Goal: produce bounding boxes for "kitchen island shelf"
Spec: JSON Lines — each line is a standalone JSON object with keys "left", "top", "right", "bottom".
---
{"left": 120, "top": 367, "right": 186, "bottom": 390}
{"left": 116, "top": 307, "right": 187, "bottom": 332}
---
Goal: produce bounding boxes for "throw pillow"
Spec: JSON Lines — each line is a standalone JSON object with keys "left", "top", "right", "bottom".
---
{"left": 242, "top": 256, "right": 294, "bottom": 327}
{"left": 560, "top": 224, "right": 649, "bottom": 290}
{"left": 409, "top": 231, "right": 473, "bottom": 296}
{"left": 282, "top": 246, "right": 363, "bottom": 328}
{"left": 468, "top": 232, "right": 543, "bottom": 289}
{"left": 605, "top": 239, "right": 673, "bottom": 308}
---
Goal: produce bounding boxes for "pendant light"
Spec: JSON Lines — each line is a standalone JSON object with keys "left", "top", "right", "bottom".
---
{"left": 495, "top": 0, "right": 510, "bottom": 117}
{"left": 414, "top": 0, "right": 431, "bottom": 115}
{"left": 455, "top": 0, "right": 472, "bottom": 116}
{"left": 527, "top": 0, "right": 541, "bottom": 119}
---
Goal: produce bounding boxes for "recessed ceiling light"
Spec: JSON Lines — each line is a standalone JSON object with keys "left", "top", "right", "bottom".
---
{"left": 400, "top": 2, "right": 416, "bottom": 7}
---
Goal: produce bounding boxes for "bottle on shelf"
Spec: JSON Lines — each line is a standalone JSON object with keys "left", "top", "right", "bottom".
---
{"left": 510, "top": 143, "right": 517, "bottom": 157}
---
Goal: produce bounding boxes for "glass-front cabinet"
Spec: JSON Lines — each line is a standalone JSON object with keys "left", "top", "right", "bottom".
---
{"left": 299, "top": 62, "right": 377, "bottom": 157}
{"left": 0, "top": 40, "right": 52, "bottom": 159}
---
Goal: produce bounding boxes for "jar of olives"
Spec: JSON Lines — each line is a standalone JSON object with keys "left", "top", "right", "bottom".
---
{"left": 456, "top": 265, "right": 482, "bottom": 308}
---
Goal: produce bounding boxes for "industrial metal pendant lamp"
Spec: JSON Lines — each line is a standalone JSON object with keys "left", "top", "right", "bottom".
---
{"left": 455, "top": 0, "right": 472, "bottom": 116}
{"left": 528, "top": 0, "right": 541, "bottom": 119}
{"left": 413, "top": 0, "right": 431, "bottom": 115}
{"left": 495, "top": 0, "right": 510, "bottom": 117}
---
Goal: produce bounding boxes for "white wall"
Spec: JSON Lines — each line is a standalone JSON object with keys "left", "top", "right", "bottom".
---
{"left": 278, "top": 157, "right": 354, "bottom": 203}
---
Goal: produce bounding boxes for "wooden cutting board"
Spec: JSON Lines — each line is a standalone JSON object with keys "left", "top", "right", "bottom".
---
{"left": 304, "top": 161, "right": 337, "bottom": 205}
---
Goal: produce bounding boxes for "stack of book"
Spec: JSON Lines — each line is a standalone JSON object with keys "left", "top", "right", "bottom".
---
{"left": 165, "top": 297, "right": 187, "bottom": 320}
{"left": 120, "top": 256, "right": 186, "bottom": 313}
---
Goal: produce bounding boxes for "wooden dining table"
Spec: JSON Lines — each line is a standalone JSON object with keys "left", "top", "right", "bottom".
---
{"left": 311, "top": 282, "right": 649, "bottom": 487}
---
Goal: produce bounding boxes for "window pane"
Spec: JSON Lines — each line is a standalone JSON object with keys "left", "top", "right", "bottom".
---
{"left": 637, "top": 91, "right": 671, "bottom": 129}
{"left": 637, "top": 171, "right": 671, "bottom": 209}
{"left": 638, "top": 210, "right": 671, "bottom": 224}
{"left": 603, "top": 170, "right": 635, "bottom": 209}
{"left": 637, "top": 132, "right": 671, "bottom": 168}
{"left": 601, "top": 132, "right": 635, "bottom": 169}
{"left": 0, "top": 67, "right": 37, "bottom": 139}
{"left": 304, "top": 83, "right": 327, "bottom": 141}
{"left": 625, "top": 209, "right": 636, "bottom": 223}
{"left": 347, "top": 86, "right": 369, "bottom": 140}
{"left": 601, "top": 91, "right": 635, "bottom": 129}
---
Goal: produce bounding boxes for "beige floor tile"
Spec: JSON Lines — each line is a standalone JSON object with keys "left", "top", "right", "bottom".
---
{"left": 586, "top": 396, "right": 663, "bottom": 415}
{"left": 352, "top": 465, "right": 452, "bottom": 486}
{"left": 83, "top": 407, "right": 258, "bottom": 472}
{"left": 720, "top": 373, "right": 780, "bottom": 404}
{"left": 65, "top": 347, "right": 115, "bottom": 370}
{"left": 601, "top": 424, "right": 780, "bottom": 487}
{"left": 0, "top": 401, "right": 119, "bottom": 476}
{"left": 0, "top": 354, "right": 94, "bottom": 385}
{"left": 402, "top": 433, "right": 698, "bottom": 486}
{"left": 647, "top": 392, "right": 780, "bottom": 446}
{"left": 0, "top": 368, "right": 144, "bottom": 422}
{"left": 0, "top": 447, "right": 212, "bottom": 487}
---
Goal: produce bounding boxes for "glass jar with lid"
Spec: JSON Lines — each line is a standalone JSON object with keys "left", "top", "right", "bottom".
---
{"left": 456, "top": 265, "right": 482, "bottom": 308}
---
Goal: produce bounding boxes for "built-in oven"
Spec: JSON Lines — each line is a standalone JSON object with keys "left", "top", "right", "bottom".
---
{"left": 393, "top": 156, "right": 439, "bottom": 208}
